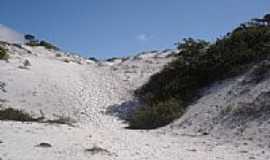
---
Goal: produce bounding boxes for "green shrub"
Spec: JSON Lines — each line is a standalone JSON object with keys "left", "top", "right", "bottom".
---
{"left": 0, "top": 46, "right": 9, "bottom": 60}
{"left": 0, "top": 108, "right": 36, "bottom": 122}
{"left": 135, "top": 38, "right": 212, "bottom": 108}
{"left": 25, "top": 40, "right": 40, "bottom": 47}
{"left": 130, "top": 14, "right": 270, "bottom": 129}
{"left": 129, "top": 98, "right": 184, "bottom": 129}
{"left": 39, "top": 41, "right": 59, "bottom": 50}
{"left": 26, "top": 40, "right": 59, "bottom": 50}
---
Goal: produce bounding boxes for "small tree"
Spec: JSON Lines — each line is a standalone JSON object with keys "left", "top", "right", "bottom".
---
{"left": 24, "top": 34, "right": 35, "bottom": 41}
{"left": 39, "top": 41, "right": 59, "bottom": 50}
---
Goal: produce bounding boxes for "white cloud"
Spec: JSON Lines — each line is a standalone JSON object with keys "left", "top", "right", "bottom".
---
{"left": 136, "top": 34, "right": 150, "bottom": 41}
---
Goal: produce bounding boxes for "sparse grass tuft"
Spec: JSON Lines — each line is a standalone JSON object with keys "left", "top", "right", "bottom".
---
{"left": 85, "top": 146, "right": 110, "bottom": 155}
{"left": 46, "top": 115, "right": 75, "bottom": 126}
{"left": 0, "top": 107, "right": 75, "bottom": 126}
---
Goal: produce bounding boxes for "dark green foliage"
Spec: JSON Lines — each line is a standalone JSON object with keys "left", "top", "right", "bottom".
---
{"left": 0, "top": 108, "right": 36, "bottom": 122}
{"left": 26, "top": 40, "right": 40, "bottom": 46}
{"left": 129, "top": 98, "right": 184, "bottom": 129}
{"left": 176, "top": 38, "right": 209, "bottom": 51}
{"left": 39, "top": 41, "right": 59, "bottom": 50}
{"left": 131, "top": 15, "right": 270, "bottom": 129}
{"left": 24, "top": 34, "right": 35, "bottom": 41}
{"left": 0, "top": 46, "right": 9, "bottom": 60}
{"left": 135, "top": 38, "right": 210, "bottom": 103}
{"left": 24, "top": 34, "right": 58, "bottom": 50}
{"left": 26, "top": 40, "right": 59, "bottom": 50}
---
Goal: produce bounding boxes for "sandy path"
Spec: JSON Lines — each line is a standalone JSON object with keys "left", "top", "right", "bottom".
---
{"left": 1, "top": 121, "right": 268, "bottom": 160}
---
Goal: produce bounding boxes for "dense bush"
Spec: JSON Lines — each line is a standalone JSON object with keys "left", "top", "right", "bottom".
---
{"left": 0, "top": 46, "right": 9, "bottom": 60}
{"left": 129, "top": 98, "right": 184, "bottom": 129}
{"left": 26, "top": 40, "right": 59, "bottom": 50}
{"left": 39, "top": 41, "right": 59, "bottom": 50}
{"left": 130, "top": 15, "right": 270, "bottom": 129}
{"left": 0, "top": 107, "right": 36, "bottom": 122}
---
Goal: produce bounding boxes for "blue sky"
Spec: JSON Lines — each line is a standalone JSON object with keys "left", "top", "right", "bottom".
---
{"left": 0, "top": 0, "right": 270, "bottom": 58}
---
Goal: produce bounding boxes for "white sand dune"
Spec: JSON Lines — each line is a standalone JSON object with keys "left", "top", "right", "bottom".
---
{"left": 0, "top": 42, "right": 269, "bottom": 160}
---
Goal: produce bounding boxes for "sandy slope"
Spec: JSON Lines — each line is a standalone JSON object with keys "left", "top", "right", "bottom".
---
{"left": 0, "top": 43, "right": 269, "bottom": 160}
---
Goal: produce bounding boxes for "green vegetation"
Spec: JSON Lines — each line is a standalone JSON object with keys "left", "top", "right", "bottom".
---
{"left": 39, "top": 41, "right": 59, "bottom": 50}
{"left": 0, "top": 106, "right": 75, "bottom": 126}
{"left": 128, "top": 98, "right": 184, "bottom": 129}
{"left": 129, "top": 14, "right": 270, "bottom": 129}
{"left": 0, "top": 46, "right": 9, "bottom": 60}
{"left": 26, "top": 40, "right": 59, "bottom": 50}
{"left": 25, "top": 40, "right": 40, "bottom": 47}
{"left": 25, "top": 35, "right": 59, "bottom": 50}
{"left": 0, "top": 107, "right": 37, "bottom": 122}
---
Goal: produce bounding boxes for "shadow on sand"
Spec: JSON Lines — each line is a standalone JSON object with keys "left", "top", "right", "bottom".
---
{"left": 106, "top": 99, "right": 142, "bottom": 121}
